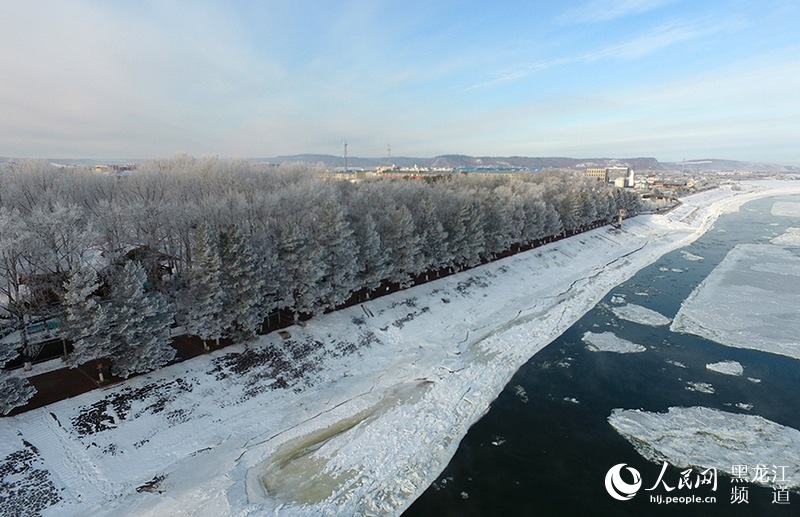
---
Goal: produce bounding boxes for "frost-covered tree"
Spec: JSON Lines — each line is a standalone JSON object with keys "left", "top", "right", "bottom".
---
{"left": 460, "top": 200, "right": 486, "bottom": 266}
{"left": 0, "top": 208, "right": 37, "bottom": 363}
{"left": 181, "top": 224, "right": 224, "bottom": 349}
{"left": 218, "top": 225, "right": 263, "bottom": 341}
{"left": 381, "top": 204, "right": 420, "bottom": 286}
{"left": 60, "top": 267, "right": 109, "bottom": 367}
{"left": 104, "top": 261, "right": 175, "bottom": 378}
{"left": 27, "top": 202, "right": 95, "bottom": 276}
{"left": 275, "top": 219, "right": 324, "bottom": 315}
{"left": 249, "top": 226, "right": 280, "bottom": 326}
{"left": 352, "top": 213, "right": 388, "bottom": 293}
{"left": 416, "top": 197, "right": 449, "bottom": 275}
{"left": 314, "top": 200, "right": 358, "bottom": 311}
{"left": 0, "top": 375, "right": 37, "bottom": 415}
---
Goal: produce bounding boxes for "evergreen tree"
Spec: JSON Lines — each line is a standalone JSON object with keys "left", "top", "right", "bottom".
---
{"left": 0, "top": 341, "right": 36, "bottom": 415}
{"left": 181, "top": 224, "right": 224, "bottom": 348}
{"left": 353, "top": 213, "right": 388, "bottom": 293}
{"left": 382, "top": 205, "right": 420, "bottom": 286}
{"left": 0, "top": 376, "right": 36, "bottom": 415}
{"left": 61, "top": 267, "right": 109, "bottom": 368}
{"left": 314, "top": 201, "right": 358, "bottom": 311}
{"left": 105, "top": 261, "right": 175, "bottom": 378}
{"left": 275, "top": 219, "right": 323, "bottom": 315}
{"left": 460, "top": 199, "right": 486, "bottom": 265}
{"left": 218, "top": 225, "right": 263, "bottom": 341}
{"left": 417, "top": 197, "right": 449, "bottom": 274}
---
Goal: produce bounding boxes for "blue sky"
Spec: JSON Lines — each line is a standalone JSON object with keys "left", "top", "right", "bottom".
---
{"left": 1, "top": 0, "right": 798, "bottom": 163}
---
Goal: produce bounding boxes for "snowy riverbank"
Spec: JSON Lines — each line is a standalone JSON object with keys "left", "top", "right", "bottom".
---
{"left": 3, "top": 180, "right": 800, "bottom": 517}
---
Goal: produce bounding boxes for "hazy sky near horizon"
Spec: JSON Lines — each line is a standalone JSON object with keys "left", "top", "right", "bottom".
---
{"left": 1, "top": 0, "right": 798, "bottom": 163}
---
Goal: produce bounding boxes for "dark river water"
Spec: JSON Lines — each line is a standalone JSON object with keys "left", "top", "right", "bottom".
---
{"left": 403, "top": 195, "right": 800, "bottom": 516}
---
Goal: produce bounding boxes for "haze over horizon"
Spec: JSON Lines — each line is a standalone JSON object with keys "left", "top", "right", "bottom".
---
{"left": 2, "top": 0, "right": 798, "bottom": 164}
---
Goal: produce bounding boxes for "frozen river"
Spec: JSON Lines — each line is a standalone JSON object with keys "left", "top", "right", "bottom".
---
{"left": 404, "top": 194, "right": 800, "bottom": 516}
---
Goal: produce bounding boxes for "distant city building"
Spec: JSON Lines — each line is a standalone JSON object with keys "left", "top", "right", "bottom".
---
{"left": 585, "top": 166, "right": 635, "bottom": 187}
{"left": 585, "top": 168, "right": 608, "bottom": 182}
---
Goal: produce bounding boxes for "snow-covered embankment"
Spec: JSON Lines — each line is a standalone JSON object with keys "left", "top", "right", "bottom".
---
{"left": 5, "top": 181, "right": 800, "bottom": 517}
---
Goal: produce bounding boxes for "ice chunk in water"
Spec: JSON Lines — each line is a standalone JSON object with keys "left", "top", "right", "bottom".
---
{"left": 609, "top": 406, "right": 800, "bottom": 489}
{"left": 706, "top": 360, "right": 744, "bottom": 376}
{"left": 582, "top": 331, "right": 646, "bottom": 353}
{"left": 671, "top": 244, "right": 800, "bottom": 360}
{"left": 611, "top": 304, "right": 670, "bottom": 327}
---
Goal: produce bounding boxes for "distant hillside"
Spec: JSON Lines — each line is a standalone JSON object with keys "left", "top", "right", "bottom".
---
{"left": 3, "top": 154, "right": 795, "bottom": 174}
{"left": 261, "top": 154, "right": 797, "bottom": 173}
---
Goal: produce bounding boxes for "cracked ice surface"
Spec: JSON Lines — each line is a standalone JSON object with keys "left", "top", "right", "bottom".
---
{"left": 611, "top": 303, "right": 671, "bottom": 326}
{"left": 609, "top": 406, "right": 800, "bottom": 489}
{"left": 671, "top": 244, "right": 800, "bottom": 360}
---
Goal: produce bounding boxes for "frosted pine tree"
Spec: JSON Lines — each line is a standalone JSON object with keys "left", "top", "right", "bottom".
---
{"left": 218, "top": 225, "right": 263, "bottom": 341}
{"left": 61, "top": 267, "right": 110, "bottom": 368}
{"left": 0, "top": 376, "right": 36, "bottom": 415}
{"left": 182, "top": 224, "right": 224, "bottom": 349}
{"left": 460, "top": 200, "right": 486, "bottom": 266}
{"left": 314, "top": 201, "right": 358, "bottom": 311}
{"left": 0, "top": 343, "right": 36, "bottom": 415}
{"left": 382, "top": 205, "right": 420, "bottom": 287}
{"left": 352, "top": 213, "right": 388, "bottom": 295}
{"left": 443, "top": 203, "right": 467, "bottom": 270}
{"left": 250, "top": 228, "right": 280, "bottom": 330}
{"left": 416, "top": 198, "right": 448, "bottom": 277}
{"left": 276, "top": 220, "right": 323, "bottom": 316}
{"left": 105, "top": 261, "right": 175, "bottom": 378}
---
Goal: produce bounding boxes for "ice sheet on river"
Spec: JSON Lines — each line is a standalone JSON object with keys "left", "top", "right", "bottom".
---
{"left": 611, "top": 303, "right": 671, "bottom": 326}
{"left": 772, "top": 227, "right": 800, "bottom": 246}
{"left": 671, "top": 244, "right": 800, "bottom": 360}
{"left": 772, "top": 201, "right": 800, "bottom": 218}
{"left": 609, "top": 406, "right": 800, "bottom": 489}
{"left": 582, "top": 331, "right": 646, "bottom": 353}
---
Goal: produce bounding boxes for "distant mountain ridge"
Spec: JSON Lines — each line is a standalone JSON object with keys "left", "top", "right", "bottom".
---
{"left": 263, "top": 154, "right": 798, "bottom": 173}
{"left": 2, "top": 155, "right": 797, "bottom": 173}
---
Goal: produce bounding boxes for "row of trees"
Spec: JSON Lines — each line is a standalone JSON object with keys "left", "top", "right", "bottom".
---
{"left": 0, "top": 157, "right": 642, "bottom": 413}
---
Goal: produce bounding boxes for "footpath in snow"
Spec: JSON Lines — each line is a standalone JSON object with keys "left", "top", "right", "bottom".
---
{"left": 2, "top": 180, "right": 800, "bottom": 517}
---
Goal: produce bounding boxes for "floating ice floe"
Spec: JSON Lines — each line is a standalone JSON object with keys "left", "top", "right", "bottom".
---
{"left": 736, "top": 403, "right": 753, "bottom": 411}
{"left": 582, "top": 331, "right": 646, "bottom": 353}
{"left": 685, "top": 381, "right": 715, "bottom": 394}
{"left": 611, "top": 304, "right": 671, "bottom": 326}
{"left": 681, "top": 250, "right": 704, "bottom": 261}
{"left": 610, "top": 295, "right": 626, "bottom": 304}
{"left": 514, "top": 385, "right": 529, "bottom": 403}
{"left": 772, "top": 201, "right": 800, "bottom": 218}
{"left": 609, "top": 406, "right": 800, "bottom": 489}
{"left": 748, "top": 377, "right": 762, "bottom": 384}
{"left": 563, "top": 397, "right": 580, "bottom": 404}
{"left": 671, "top": 244, "right": 800, "bottom": 360}
{"left": 706, "top": 360, "right": 744, "bottom": 376}
{"left": 665, "top": 359, "right": 687, "bottom": 369}
{"left": 772, "top": 227, "right": 800, "bottom": 246}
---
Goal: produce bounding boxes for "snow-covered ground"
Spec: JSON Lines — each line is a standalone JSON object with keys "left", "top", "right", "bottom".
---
{"left": 3, "top": 181, "right": 800, "bottom": 517}
{"left": 609, "top": 406, "right": 800, "bottom": 489}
